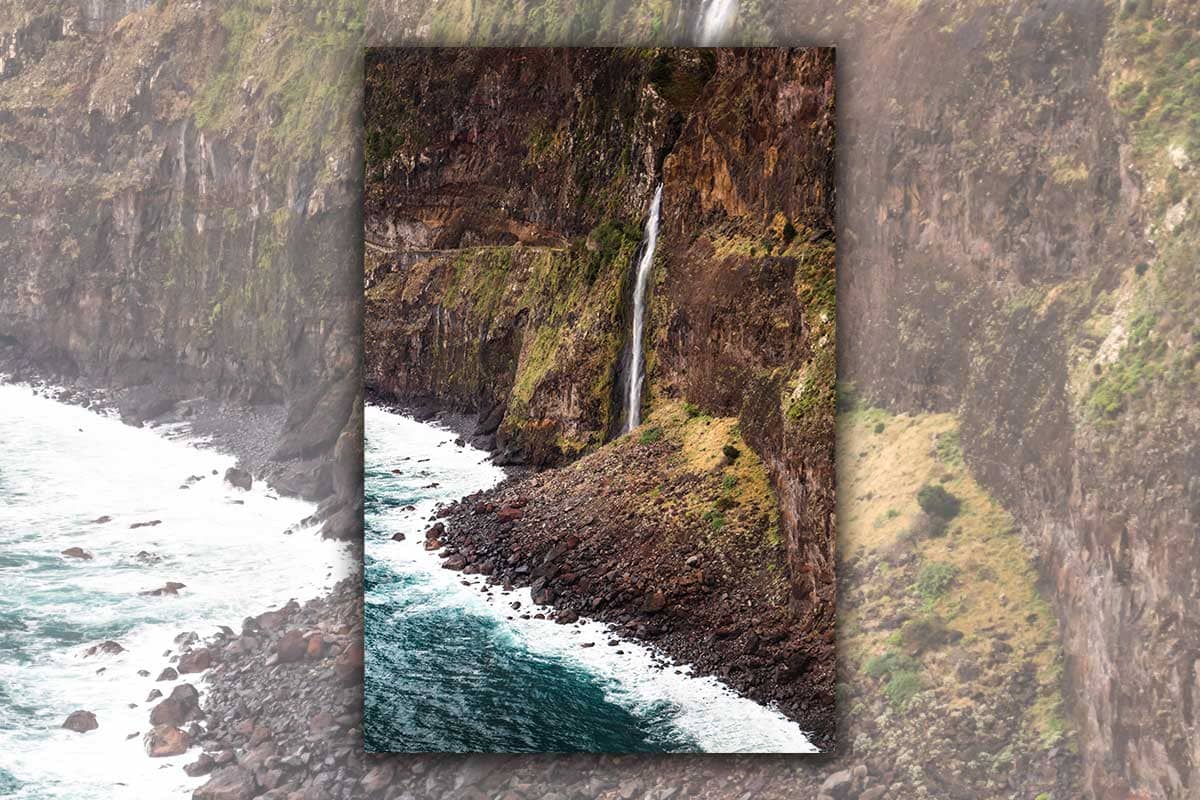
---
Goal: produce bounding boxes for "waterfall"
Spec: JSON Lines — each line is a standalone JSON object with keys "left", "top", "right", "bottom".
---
{"left": 624, "top": 183, "right": 664, "bottom": 433}
{"left": 696, "top": 0, "right": 737, "bottom": 46}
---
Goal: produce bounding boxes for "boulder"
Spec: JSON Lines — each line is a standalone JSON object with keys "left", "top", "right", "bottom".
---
{"left": 497, "top": 506, "right": 524, "bottom": 522}
{"left": 62, "top": 710, "right": 98, "bottom": 733}
{"left": 177, "top": 648, "right": 213, "bottom": 674}
{"left": 223, "top": 467, "right": 253, "bottom": 491}
{"left": 183, "top": 753, "right": 215, "bottom": 778}
{"left": 391, "top": 532, "right": 405, "bottom": 541}
{"left": 149, "top": 683, "right": 201, "bottom": 726}
{"left": 84, "top": 640, "right": 124, "bottom": 657}
{"left": 156, "top": 667, "right": 178, "bottom": 681}
{"left": 334, "top": 645, "right": 363, "bottom": 687}
{"left": 820, "top": 769, "right": 853, "bottom": 798}
{"left": 141, "top": 581, "right": 186, "bottom": 596}
{"left": 61, "top": 547, "right": 93, "bottom": 560}
{"left": 129, "top": 520, "right": 162, "bottom": 529}
{"left": 193, "top": 766, "right": 256, "bottom": 800}
{"left": 275, "top": 630, "right": 307, "bottom": 663}
{"left": 642, "top": 590, "right": 667, "bottom": 613}
{"left": 143, "top": 724, "right": 189, "bottom": 757}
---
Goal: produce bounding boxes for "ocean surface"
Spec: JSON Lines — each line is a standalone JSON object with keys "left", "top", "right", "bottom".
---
{"left": 0, "top": 382, "right": 345, "bottom": 799}
{"left": 363, "top": 404, "right": 817, "bottom": 753}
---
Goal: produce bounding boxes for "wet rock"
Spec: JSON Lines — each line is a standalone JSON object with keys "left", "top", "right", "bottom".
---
{"left": 391, "top": 532, "right": 405, "bottom": 541}
{"left": 129, "top": 520, "right": 162, "bottom": 529}
{"left": 84, "top": 640, "right": 125, "bottom": 657}
{"left": 89, "top": 516, "right": 112, "bottom": 525}
{"left": 223, "top": 467, "right": 253, "bottom": 491}
{"left": 149, "top": 683, "right": 201, "bottom": 726}
{"left": 178, "top": 648, "right": 214, "bottom": 673}
{"left": 143, "top": 724, "right": 189, "bottom": 757}
{"left": 61, "top": 547, "right": 93, "bottom": 560}
{"left": 62, "top": 710, "right": 98, "bottom": 733}
{"left": 156, "top": 667, "right": 178, "bottom": 681}
{"left": 183, "top": 752, "right": 215, "bottom": 777}
{"left": 141, "top": 581, "right": 186, "bottom": 596}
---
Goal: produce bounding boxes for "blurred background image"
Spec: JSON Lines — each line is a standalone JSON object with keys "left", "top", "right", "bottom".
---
{"left": 0, "top": 1, "right": 1197, "bottom": 799}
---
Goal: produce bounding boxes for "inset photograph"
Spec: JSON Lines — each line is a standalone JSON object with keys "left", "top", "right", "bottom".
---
{"left": 363, "top": 47, "right": 836, "bottom": 753}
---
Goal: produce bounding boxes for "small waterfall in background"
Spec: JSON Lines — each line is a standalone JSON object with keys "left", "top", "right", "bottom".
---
{"left": 696, "top": 0, "right": 737, "bottom": 46}
{"left": 624, "top": 184, "right": 664, "bottom": 434}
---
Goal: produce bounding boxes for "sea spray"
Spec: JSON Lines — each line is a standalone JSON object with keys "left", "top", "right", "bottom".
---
{"left": 624, "top": 183, "right": 664, "bottom": 433}
{"left": 363, "top": 404, "right": 817, "bottom": 753}
{"left": 0, "top": 382, "right": 346, "bottom": 799}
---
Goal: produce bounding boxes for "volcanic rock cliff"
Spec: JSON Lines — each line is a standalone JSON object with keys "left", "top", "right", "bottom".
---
{"left": 0, "top": 0, "right": 364, "bottom": 537}
{"left": 364, "top": 48, "right": 836, "bottom": 628}
{"left": 374, "top": 1, "right": 1200, "bottom": 798}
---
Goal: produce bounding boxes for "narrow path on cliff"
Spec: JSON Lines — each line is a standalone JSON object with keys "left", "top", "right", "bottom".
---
{"left": 363, "top": 404, "right": 817, "bottom": 753}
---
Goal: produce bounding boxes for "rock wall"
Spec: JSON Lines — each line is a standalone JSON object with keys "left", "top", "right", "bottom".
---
{"left": 0, "top": 0, "right": 363, "bottom": 536}
{"left": 369, "top": 1, "right": 1200, "bottom": 796}
{"left": 364, "top": 48, "right": 837, "bottom": 622}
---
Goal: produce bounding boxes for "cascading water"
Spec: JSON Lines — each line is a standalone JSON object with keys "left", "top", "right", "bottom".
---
{"left": 623, "top": 184, "right": 664, "bottom": 434}
{"left": 696, "top": 0, "right": 737, "bottom": 46}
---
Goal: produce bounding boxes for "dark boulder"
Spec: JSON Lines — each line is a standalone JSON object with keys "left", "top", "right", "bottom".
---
{"left": 62, "top": 710, "right": 98, "bottom": 733}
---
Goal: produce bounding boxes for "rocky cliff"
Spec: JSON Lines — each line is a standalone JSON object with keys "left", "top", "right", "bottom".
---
{"left": 364, "top": 48, "right": 836, "bottom": 630}
{"left": 0, "top": 0, "right": 364, "bottom": 537}
{"left": 371, "top": 1, "right": 1200, "bottom": 798}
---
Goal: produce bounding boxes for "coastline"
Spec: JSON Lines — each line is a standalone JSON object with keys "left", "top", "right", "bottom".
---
{"left": 0, "top": 377, "right": 353, "bottom": 799}
{"left": 364, "top": 404, "right": 818, "bottom": 754}
{"left": 431, "top": 458, "right": 837, "bottom": 752}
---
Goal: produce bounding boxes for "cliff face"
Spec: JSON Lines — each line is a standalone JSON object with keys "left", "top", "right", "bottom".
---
{"left": 369, "top": 1, "right": 1200, "bottom": 797}
{"left": 0, "top": 0, "right": 364, "bottom": 536}
{"left": 364, "top": 48, "right": 836, "bottom": 627}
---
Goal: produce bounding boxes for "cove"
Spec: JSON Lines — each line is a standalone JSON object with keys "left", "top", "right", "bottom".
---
{"left": 363, "top": 404, "right": 817, "bottom": 753}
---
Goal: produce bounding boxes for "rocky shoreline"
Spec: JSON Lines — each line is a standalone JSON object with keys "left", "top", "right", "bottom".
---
{"left": 418, "top": 420, "right": 837, "bottom": 752}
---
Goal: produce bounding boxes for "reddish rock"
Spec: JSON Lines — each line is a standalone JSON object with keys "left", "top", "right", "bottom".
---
{"left": 334, "top": 644, "right": 364, "bottom": 687}
{"left": 391, "top": 532, "right": 406, "bottom": 541}
{"left": 177, "top": 648, "right": 213, "bottom": 674}
{"left": 305, "top": 633, "right": 325, "bottom": 659}
{"left": 193, "top": 766, "right": 256, "bottom": 800}
{"left": 497, "top": 506, "right": 524, "bottom": 522}
{"left": 275, "top": 630, "right": 307, "bottom": 663}
{"left": 144, "top": 724, "right": 189, "bottom": 757}
{"left": 149, "top": 683, "right": 200, "bottom": 726}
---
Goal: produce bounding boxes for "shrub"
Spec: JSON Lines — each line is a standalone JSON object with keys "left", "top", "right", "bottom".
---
{"left": 864, "top": 650, "right": 920, "bottom": 679}
{"left": 915, "top": 562, "right": 959, "bottom": 601}
{"left": 721, "top": 474, "right": 738, "bottom": 491}
{"left": 909, "top": 511, "right": 949, "bottom": 539}
{"left": 885, "top": 670, "right": 924, "bottom": 709}
{"left": 901, "top": 614, "right": 953, "bottom": 652}
{"left": 917, "top": 484, "right": 961, "bottom": 519}
{"left": 873, "top": 421, "right": 886, "bottom": 434}
{"left": 683, "top": 401, "right": 702, "bottom": 418}
{"left": 722, "top": 444, "right": 741, "bottom": 461}
{"left": 639, "top": 427, "right": 663, "bottom": 445}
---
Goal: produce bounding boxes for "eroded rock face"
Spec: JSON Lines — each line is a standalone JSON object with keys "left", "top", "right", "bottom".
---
{"left": 364, "top": 49, "right": 837, "bottom": 634}
{"left": 0, "top": 0, "right": 362, "bottom": 537}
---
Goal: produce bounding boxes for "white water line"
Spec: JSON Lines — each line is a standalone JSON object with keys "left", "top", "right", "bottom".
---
{"left": 624, "top": 184, "right": 664, "bottom": 433}
{"left": 696, "top": 0, "right": 738, "bottom": 46}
